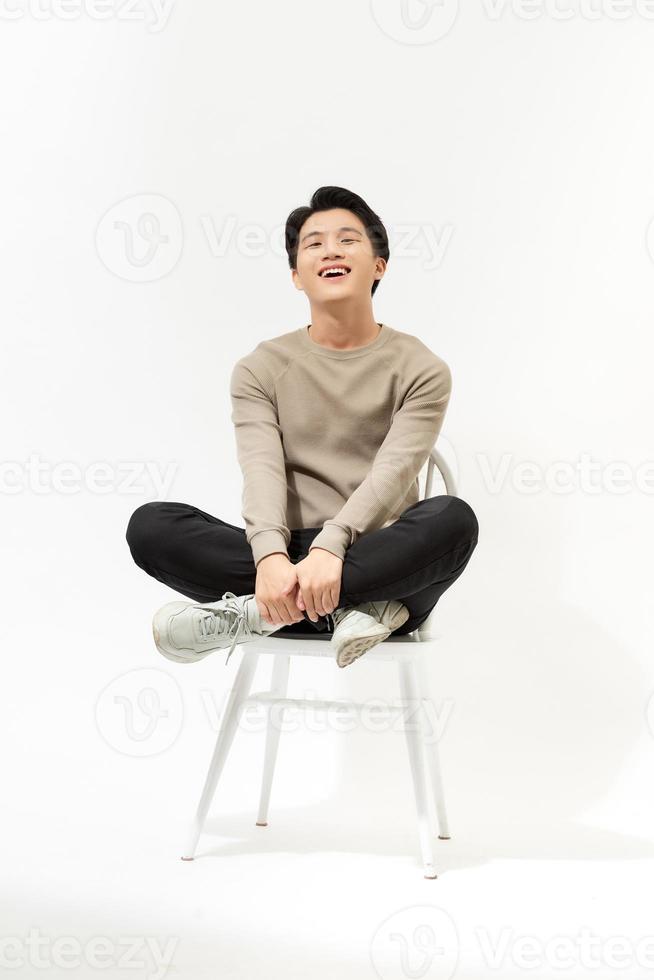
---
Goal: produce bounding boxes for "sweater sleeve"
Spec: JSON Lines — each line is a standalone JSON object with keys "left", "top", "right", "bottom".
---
{"left": 308, "top": 357, "right": 452, "bottom": 562}
{"left": 230, "top": 359, "right": 291, "bottom": 567}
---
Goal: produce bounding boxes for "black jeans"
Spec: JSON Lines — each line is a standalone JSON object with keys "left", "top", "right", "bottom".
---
{"left": 125, "top": 495, "right": 479, "bottom": 636}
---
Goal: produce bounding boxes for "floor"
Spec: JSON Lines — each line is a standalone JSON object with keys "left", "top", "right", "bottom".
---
{"left": 7, "top": 604, "right": 654, "bottom": 980}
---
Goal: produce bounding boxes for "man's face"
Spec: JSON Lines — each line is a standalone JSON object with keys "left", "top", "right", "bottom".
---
{"left": 291, "top": 208, "right": 385, "bottom": 301}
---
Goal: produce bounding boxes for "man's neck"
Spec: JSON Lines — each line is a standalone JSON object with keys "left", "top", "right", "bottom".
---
{"left": 306, "top": 307, "right": 381, "bottom": 351}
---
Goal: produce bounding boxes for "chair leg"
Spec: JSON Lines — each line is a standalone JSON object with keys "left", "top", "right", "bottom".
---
{"left": 256, "top": 654, "right": 290, "bottom": 827}
{"left": 397, "top": 659, "right": 437, "bottom": 879}
{"left": 181, "top": 650, "right": 260, "bottom": 860}
{"left": 415, "top": 651, "right": 451, "bottom": 840}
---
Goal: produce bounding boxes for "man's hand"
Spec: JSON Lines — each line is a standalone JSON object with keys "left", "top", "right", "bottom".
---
{"left": 255, "top": 554, "right": 305, "bottom": 627}
{"left": 294, "top": 548, "right": 343, "bottom": 622}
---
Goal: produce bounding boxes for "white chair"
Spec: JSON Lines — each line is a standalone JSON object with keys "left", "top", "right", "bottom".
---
{"left": 181, "top": 446, "right": 457, "bottom": 878}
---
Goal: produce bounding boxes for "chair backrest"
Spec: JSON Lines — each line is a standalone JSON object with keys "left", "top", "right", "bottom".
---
{"left": 412, "top": 443, "right": 457, "bottom": 638}
{"left": 422, "top": 445, "right": 457, "bottom": 500}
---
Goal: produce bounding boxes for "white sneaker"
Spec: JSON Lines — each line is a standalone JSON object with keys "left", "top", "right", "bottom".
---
{"left": 330, "top": 599, "right": 410, "bottom": 668}
{"left": 151, "top": 591, "right": 280, "bottom": 665}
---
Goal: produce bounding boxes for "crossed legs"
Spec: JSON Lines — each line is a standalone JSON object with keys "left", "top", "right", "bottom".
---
{"left": 125, "top": 495, "right": 479, "bottom": 637}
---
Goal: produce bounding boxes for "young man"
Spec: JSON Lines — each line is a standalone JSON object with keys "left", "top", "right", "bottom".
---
{"left": 126, "top": 186, "right": 479, "bottom": 668}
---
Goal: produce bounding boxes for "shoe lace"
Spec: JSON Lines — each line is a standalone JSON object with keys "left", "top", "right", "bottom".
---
{"left": 330, "top": 606, "right": 353, "bottom": 629}
{"left": 359, "top": 600, "right": 391, "bottom": 621}
{"left": 196, "top": 591, "right": 254, "bottom": 666}
{"left": 331, "top": 601, "right": 392, "bottom": 629}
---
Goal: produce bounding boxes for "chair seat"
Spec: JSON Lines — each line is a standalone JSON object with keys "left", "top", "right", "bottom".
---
{"left": 246, "top": 629, "right": 428, "bottom": 660}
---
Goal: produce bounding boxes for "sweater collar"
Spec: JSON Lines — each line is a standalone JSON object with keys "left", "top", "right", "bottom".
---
{"left": 297, "top": 322, "right": 392, "bottom": 359}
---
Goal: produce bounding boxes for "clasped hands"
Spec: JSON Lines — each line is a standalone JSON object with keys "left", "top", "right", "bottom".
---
{"left": 254, "top": 548, "right": 343, "bottom": 627}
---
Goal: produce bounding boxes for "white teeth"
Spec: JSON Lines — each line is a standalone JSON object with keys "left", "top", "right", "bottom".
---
{"left": 320, "top": 267, "right": 349, "bottom": 277}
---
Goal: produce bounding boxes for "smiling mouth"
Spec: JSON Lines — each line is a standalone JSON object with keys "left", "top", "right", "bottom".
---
{"left": 318, "top": 268, "right": 352, "bottom": 280}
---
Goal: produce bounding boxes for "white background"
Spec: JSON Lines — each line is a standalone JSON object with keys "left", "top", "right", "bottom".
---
{"left": 2, "top": 1, "right": 654, "bottom": 978}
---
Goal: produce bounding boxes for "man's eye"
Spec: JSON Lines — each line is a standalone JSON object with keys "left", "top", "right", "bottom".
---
{"left": 308, "top": 239, "right": 356, "bottom": 247}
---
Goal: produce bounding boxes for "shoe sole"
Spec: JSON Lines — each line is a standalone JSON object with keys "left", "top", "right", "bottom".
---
{"left": 335, "top": 603, "right": 411, "bottom": 668}
{"left": 152, "top": 601, "right": 216, "bottom": 664}
{"left": 336, "top": 626, "right": 391, "bottom": 668}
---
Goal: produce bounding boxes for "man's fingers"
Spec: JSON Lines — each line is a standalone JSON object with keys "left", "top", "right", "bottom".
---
{"left": 314, "top": 592, "right": 328, "bottom": 617}
{"left": 259, "top": 601, "right": 274, "bottom": 625}
{"left": 269, "top": 601, "right": 288, "bottom": 626}
{"left": 283, "top": 596, "right": 304, "bottom": 623}
{"left": 321, "top": 589, "right": 335, "bottom": 615}
{"left": 303, "top": 591, "right": 319, "bottom": 622}
{"left": 266, "top": 594, "right": 304, "bottom": 626}
{"left": 303, "top": 588, "right": 338, "bottom": 620}
{"left": 266, "top": 601, "right": 283, "bottom": 626}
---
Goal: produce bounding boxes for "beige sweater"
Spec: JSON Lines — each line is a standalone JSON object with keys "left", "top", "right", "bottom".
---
{"left": 229, "top": 322, "right": 452, "bottom": 567}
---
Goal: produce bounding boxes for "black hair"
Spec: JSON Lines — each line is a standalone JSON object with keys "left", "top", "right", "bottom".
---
{"left": 285, "top": 186, "right": 389, "bottom": 297}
